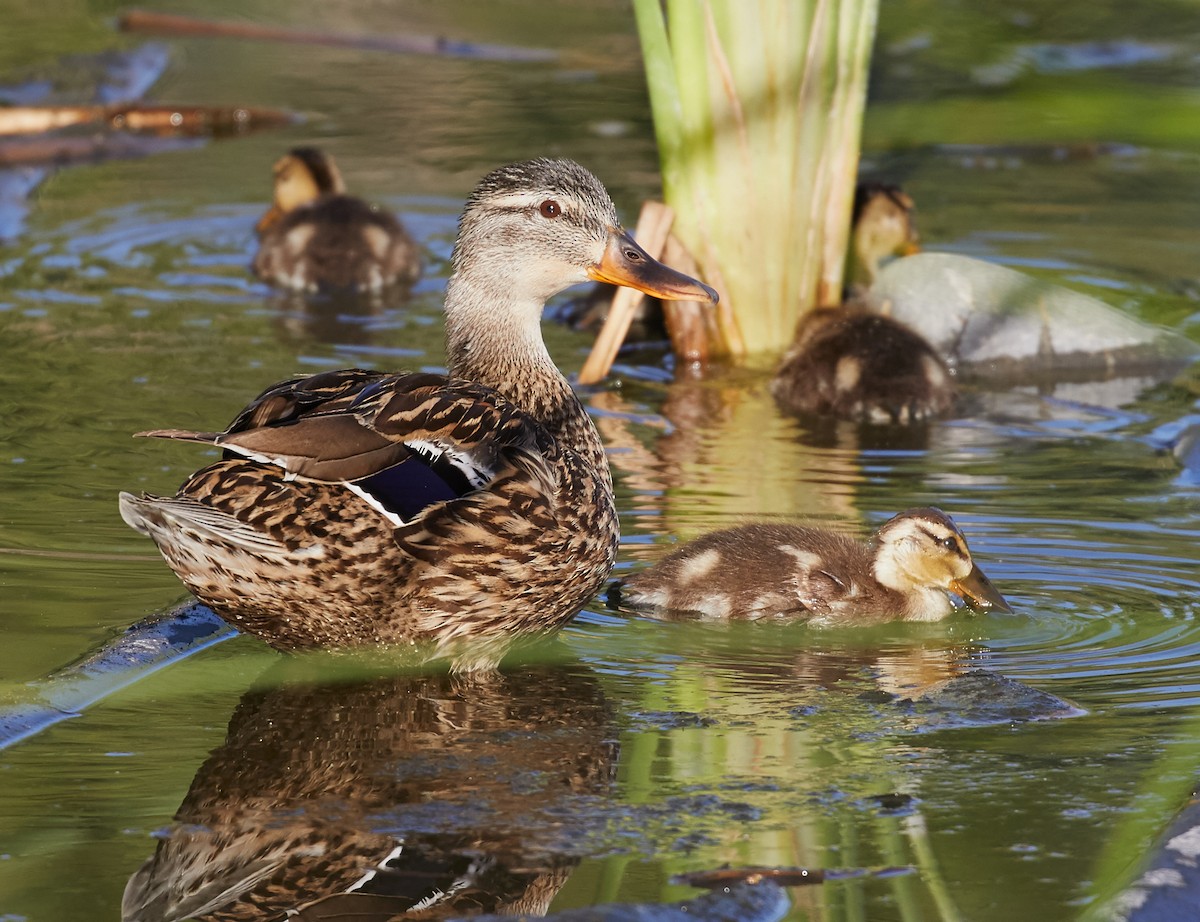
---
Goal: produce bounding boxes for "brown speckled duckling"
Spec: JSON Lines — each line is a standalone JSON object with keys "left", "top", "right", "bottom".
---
{"left": 121, "top": 159, "right": 716, "bottom": 670}
{"left": 772, "top": 184, "right": 955, "bottom": 424}
{"left": 253, "top": 147, "right": 421, "bottom": 293}
{"left": 617, "top": 507, "right": 1010, "bottom": 624}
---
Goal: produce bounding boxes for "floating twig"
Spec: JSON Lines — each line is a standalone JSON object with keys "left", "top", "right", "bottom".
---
{"left": 0, "top": 103, "right": 295, "bottom": 139}
{"left": 118, "top": 9, "right": 557, "bottom": 63}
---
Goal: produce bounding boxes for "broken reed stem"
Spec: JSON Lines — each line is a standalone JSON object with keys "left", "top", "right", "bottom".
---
{"left": 661, "top": 235, "right": 712, "bottom": 366}
{"left": 578, "top": 201, "right": 677, "bottom": 385}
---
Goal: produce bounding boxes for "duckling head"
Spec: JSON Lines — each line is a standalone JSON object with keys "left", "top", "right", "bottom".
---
{"left": 257, "top": 148, "right": 347, "bottom": 233}
{"left": 847, "top": 182, "right": 920, "bottom": 293}
{"left": 448, "top": 158, "right": 717, "bottom": 320}
{"left": 871, "top": 507, "right": 1011, "bottom": 620}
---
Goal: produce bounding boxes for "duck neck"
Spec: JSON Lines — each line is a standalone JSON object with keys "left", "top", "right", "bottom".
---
{"left": 444, "top": 272, "right": 605, "bottom": 471}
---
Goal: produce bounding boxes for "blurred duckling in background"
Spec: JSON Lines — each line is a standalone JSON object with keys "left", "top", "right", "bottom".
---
{"left": 771, "top": 183, "right": 955, "bottom": 424}
{"left": 253, "top": 147, "right": 421, "bottom": 294}
{"left": 616, "top": 507, "right": 1010, "bottom": 624}
{"left": 844, "top": 182, "right": 920, "bottom": 297}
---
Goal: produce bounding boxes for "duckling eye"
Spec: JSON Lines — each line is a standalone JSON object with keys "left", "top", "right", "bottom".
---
{"left": 940, "top": 536, "right": 958, "bottom": 551}
{"left": 538, "top": 199, "right": 561, "bottom": 219}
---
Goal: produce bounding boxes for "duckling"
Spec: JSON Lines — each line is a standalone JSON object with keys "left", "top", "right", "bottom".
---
{"left": 252, "top": 147, "right": 421, "bottom": 293}
{"left": 845, "top": 182, "right": 920, "bottom": 296}
{"left": 771, "top": 183, "right": 955, "bottom": 424}
{"left": 616, "top": 507, "right": 1010, "bottom": 624}
{"left": 770, "top": 306, "right": 955, "bottom": 424}
{"left": 121, "top": 159, "right": 717, "bottom": 670}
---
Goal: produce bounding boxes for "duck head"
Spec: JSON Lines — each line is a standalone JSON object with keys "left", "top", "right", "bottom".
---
{"left": 257, "top": 147, "right": 347, "bottom": 234}
{"left": 449, "top": 158, "right": 717, "bottom": 313}
{"left": 872, "top": 507, "right": 1011, "bottom": 619}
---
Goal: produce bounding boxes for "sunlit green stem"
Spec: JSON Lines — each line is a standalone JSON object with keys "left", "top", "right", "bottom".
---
{"left": 634, "top": 0, "right": 880, "bottom": 357}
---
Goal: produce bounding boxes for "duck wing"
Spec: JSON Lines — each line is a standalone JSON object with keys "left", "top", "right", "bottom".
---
{"left": 137, "top": 368, "right": 552, "bottom": 528}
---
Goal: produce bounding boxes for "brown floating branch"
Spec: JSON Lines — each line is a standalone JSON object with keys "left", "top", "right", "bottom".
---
{"left": 578, "top": 200, "right": 677, "bottom": 386}
{"left": 118, "top": 9, "right": 558, "bottom": 63}
{"left": 0, "top": 105, "right": 297, "bottom": 168}
{"left": 674, "top": 866, "right": 827, "bottom": 889}
{"left": 0, "top": 104, "right": 295, "bottom": 140}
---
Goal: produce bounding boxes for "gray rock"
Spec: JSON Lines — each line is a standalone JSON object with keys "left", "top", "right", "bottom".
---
{"left": 867, "top": 252, "right": 1197, "bottom": 380}
{"left": 901, "top": 669, "right": 1085, "bottom": 733}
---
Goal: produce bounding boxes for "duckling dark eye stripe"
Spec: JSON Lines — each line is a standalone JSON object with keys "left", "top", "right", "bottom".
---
{"left": 917, "top": 525, "right": 968, "bottom": 558}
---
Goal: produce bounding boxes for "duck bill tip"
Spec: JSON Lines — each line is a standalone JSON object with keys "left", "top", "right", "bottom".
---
{"left": 588, "top": 231, "right": 717, "bottom": 305}
{"left": 951, "top": 566, "right": 1012, "bottom": 614}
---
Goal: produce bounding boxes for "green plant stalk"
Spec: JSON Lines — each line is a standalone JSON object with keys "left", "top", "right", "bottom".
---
{"left": 635, "top": 0, "right": 880, "bottom": 357}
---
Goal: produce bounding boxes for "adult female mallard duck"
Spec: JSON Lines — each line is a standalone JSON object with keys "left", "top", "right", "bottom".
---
{"left": 615, "top": 507, "right": 1010, "bottom": 624}
{"left": 121, "top": 158, "right": 717, "bottom": 669}
{"left": 252, "top": 147, "right": 421, "bottom": 293}
{"left": 771, "top": 184, "right": 955, "bottom": 424}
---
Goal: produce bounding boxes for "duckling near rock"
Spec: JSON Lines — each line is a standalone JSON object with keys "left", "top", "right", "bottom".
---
{"left": 771, "top": 183, "right": 955, "bottom": 424}
{"left": 253, "top": 147, "right": 421, "bottom": 294}
{"left": 121, "top": 158, "right": 717, "bottom": 670}
{"left": 616, "top": 507, "right": 1010, "bottom": 624}
{"left": 770, "top": 305, "right": 955, "bottom": 424}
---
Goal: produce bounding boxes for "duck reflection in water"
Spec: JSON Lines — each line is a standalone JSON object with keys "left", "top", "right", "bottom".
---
{"left": 268, "top": 286, "right": 414, "bottom": 348}
{"left": 123, "top": 662, "right": 615, "bottom": 921}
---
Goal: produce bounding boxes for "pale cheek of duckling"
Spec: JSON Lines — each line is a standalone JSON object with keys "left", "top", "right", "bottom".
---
{"left": 909, "top": 551, "right": 970, "bottom": 594}
{"left": 876, "top": 537, "right": 939, "bottom": 592}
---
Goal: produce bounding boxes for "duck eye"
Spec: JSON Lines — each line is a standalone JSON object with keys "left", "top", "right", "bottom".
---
{"left": 941, "top": 536, "right": 958, "bottom": 551}
{"left": 538, "top": 199, "right": 561, "bottom": 219}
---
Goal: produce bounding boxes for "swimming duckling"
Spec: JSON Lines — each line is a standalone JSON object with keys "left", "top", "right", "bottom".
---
{"left": 616, "top": 507, "right": 1010, "bottom": 624}
{"left": 121, "top": 159, "right": 716, "bottom": 670}
{"left": 770, "top": 306, "right": 955, "bottom": 424}
{"left": 772, "top": 183, "right": 955, "bottom": 424}
{"left": 253, "top": 147, "right": 421, "bottom": 294}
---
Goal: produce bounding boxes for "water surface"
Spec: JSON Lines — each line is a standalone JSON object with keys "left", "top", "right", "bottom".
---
{"left": 2, "top": 2, "right": 1200, "bottom": 920}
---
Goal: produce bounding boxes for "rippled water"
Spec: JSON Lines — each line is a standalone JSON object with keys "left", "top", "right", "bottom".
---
{"left": 3, "top": 1, "right": 1200, "bottom": 920}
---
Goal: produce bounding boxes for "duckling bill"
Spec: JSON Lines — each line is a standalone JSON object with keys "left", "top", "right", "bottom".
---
{"left": 121, "top": 158, "right": 715, "bottom": 670}
{"left": 617, "top": 507, "right": 1010, "bottom": 624}
{"left": 253, "top": 147, "right": 421, "bottom": 294}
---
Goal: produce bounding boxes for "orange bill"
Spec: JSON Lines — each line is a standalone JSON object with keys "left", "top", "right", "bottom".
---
{"left": 950, "top": 564, "right": 1012, "bottom": 614}
{"left": 255, "top": 204, "right": 285, "bottom": 235}
{"left": 587, "top": 229, "right": 717, "bottom": 304}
